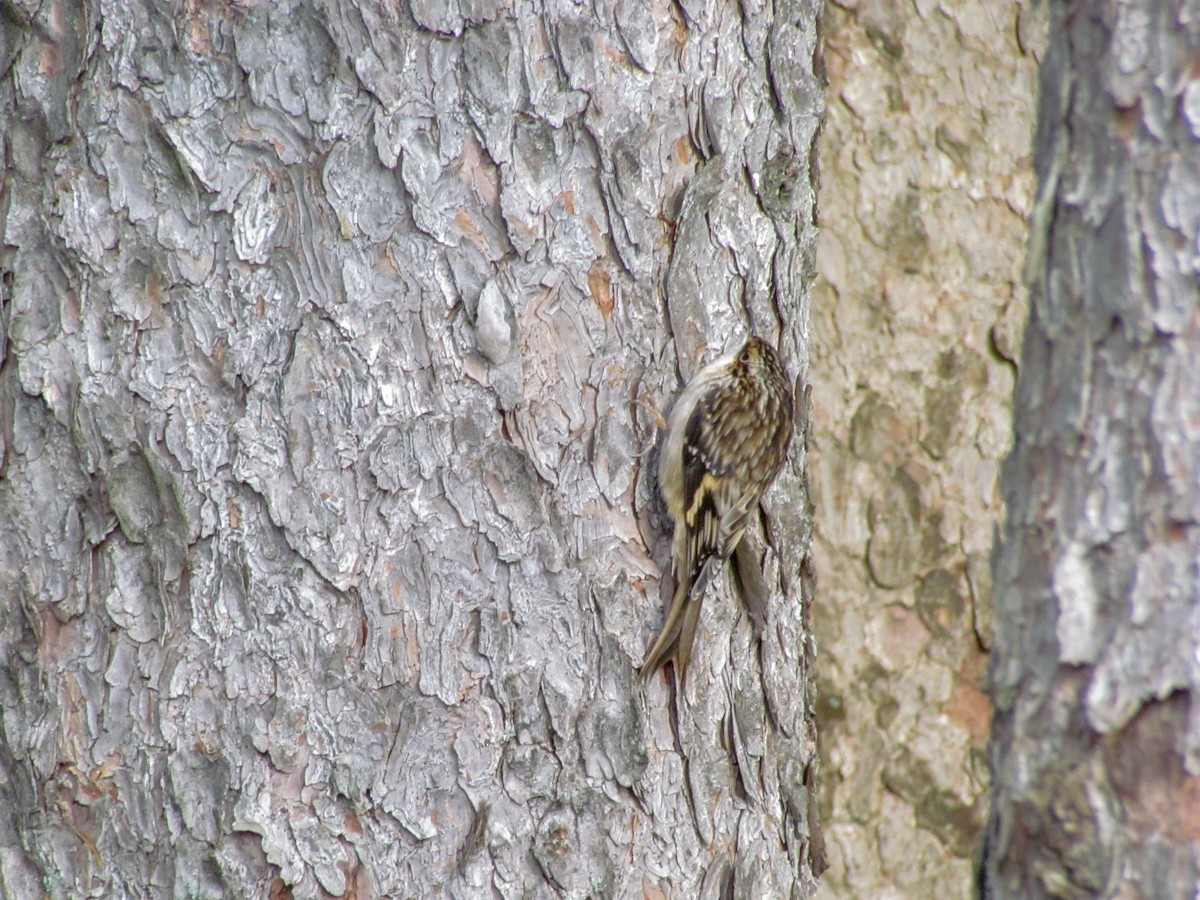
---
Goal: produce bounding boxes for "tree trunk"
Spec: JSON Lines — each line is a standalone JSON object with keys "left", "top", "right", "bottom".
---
{"left": 0, "top": 1, "right": 823, "bottom": 897}
{"left": 810, "top": 2, "right": 1040, "bottom": 896}
{"left": 981, "top": 1, "right": 1200, "bottom": 897}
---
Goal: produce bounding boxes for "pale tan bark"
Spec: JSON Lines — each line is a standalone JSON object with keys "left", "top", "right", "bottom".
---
{"left": 810, "top": 2, "right": 1041, "bottom": 897}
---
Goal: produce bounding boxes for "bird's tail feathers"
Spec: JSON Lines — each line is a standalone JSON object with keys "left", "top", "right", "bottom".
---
{"left": 641, "top": 577, "right": 697, "bottom": 680}
{"left": 689, "top": 554, "right": 725, "bottom": 603}
{"left": 642, "top": 553, "right": 728, "bottom": 680}
{"left": 672, "top": 584, "right": 706, "bottom": 674}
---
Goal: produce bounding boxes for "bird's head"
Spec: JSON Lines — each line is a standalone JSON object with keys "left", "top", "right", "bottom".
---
{"left": 733, "top": 336, "right": 782, "bottom": 376}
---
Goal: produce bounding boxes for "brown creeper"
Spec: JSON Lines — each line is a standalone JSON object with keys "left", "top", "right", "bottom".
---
{"left": 642, "top": 335, "right": 794, "bottom": 680}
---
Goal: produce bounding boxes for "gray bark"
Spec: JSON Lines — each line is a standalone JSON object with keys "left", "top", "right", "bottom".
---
{"left": 0, "top": 1, "right": 823, "bottom": 897}
{"left": 981, "top": 1, "right": 1200, "bottom": 897}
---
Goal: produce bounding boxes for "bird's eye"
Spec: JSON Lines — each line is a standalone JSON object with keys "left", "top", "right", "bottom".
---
{"left": 740, "top": 349, "right": 753, "bottom": 364}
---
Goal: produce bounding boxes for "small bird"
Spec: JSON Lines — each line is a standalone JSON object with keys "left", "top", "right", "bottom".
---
{"left": 642, "top": 335, "right": 794, "bottom": 680}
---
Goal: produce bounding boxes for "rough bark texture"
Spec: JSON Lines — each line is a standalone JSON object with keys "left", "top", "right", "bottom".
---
{"left": 811, "top": 1, "right": 1040, "bottom": 897}
{"left": 0, "top": 1, "right": 823, "bottom": 898}
{"left": 980, "top": 1, "right": 1200, "bottom": 897}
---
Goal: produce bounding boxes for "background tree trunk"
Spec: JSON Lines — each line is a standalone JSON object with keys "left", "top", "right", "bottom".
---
{"left": 0, "top": 0, "right": 823, "bottom": 897}
{"left": 981, "top": 1, "right": 1200, "bottom": 896}
{"left": 810, "top": 2, "right": 1040, "bottom": 897}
